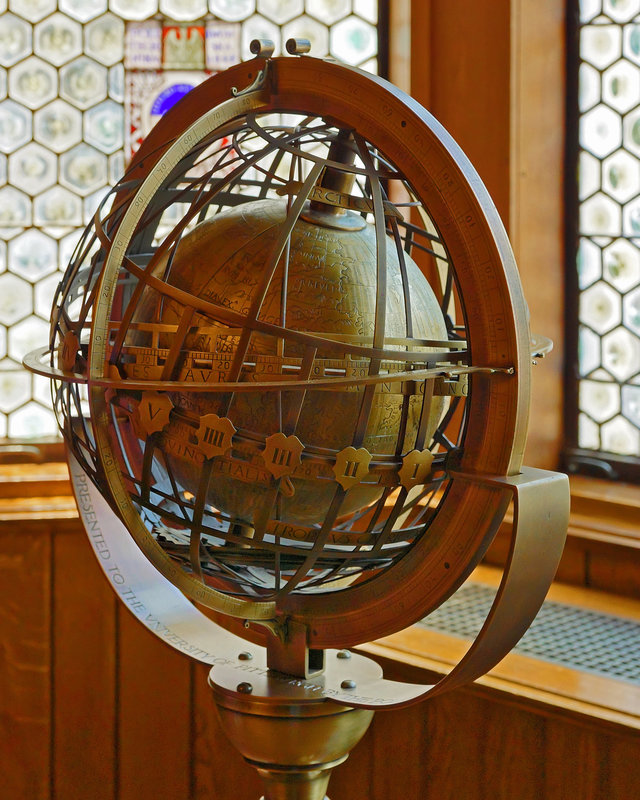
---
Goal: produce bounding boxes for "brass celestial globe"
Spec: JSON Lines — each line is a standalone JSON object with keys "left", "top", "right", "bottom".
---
{"left": 25, "top": 44, "right": 569, "bottom": 800}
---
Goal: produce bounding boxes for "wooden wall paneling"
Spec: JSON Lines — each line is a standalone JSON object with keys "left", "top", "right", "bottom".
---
{"left": 478, "top": 696, "right": 546, "bottom": 800}
{"left": 52, "top": 526, "right": 117, "bottom": 800}
{"left": 191, "top": 661, "right": 262, "bottom": 800}
{"left": 426, "top": 0, "right": 511, "bottom": 227}
{"left": 586, "top": 547, "right": 640, "bottom": 600}
{"left": 543, "top": 717, "right": 607, "bottom": 800}
{"left": 603, "top": 731, "right": 640, "bottom": 800}
{"left": 0, "top": 523, "right": 52, "bottom": 800}
{"left": 116, "top": 604, "right": 192, "bottom": 800}
{"left": 329, "top": 718, "right": 376, "bottom": 799}
{"left": 510, "top": 0, "right": 567, "bottom": 471}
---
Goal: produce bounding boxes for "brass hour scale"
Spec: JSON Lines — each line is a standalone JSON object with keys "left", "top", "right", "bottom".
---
{"left": 26, "top": 40, "right": 568, "bottom": 800}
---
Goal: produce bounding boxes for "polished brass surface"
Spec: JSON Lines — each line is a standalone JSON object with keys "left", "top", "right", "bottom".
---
{"left": 210, "top": 656, "right": 375, "bottom": 800}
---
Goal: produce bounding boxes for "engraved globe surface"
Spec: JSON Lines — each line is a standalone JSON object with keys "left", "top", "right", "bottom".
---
{"left": 28, "top": 57, "right": 532, "bottom": 648}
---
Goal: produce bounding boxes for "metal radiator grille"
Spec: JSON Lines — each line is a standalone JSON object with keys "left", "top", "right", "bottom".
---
{"left": 417, "top": 583, "right": 640, "bottom": 685}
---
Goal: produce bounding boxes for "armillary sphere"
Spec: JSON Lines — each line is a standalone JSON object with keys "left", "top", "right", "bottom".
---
{"left": 26, "top": 41, "right": 568, "bottom": 800}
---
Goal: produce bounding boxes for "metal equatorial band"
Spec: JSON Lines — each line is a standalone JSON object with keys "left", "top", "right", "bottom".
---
{"left": 69, "top": 451, "right": 568, "bottom": 710}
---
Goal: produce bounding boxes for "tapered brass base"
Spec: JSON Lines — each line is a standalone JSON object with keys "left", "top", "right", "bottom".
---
{"left": 209, "top": 660, "right": 375, "bottom": 800}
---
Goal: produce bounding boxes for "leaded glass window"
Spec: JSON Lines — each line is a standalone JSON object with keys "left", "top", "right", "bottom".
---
{"left": 567, "top": 0, "right": 640, "bottom": 479}
{"left": 0, "top": 0, "right": 382, "bottom": 441}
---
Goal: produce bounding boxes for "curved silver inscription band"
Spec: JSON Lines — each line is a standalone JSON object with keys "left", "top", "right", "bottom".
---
{"left": 69, "top": 452, "right": 568, "bottom": 710}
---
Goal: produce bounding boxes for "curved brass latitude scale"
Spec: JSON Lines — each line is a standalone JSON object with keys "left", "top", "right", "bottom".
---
{"left": 26, "top": 40, "right": 569, "bottom": 800}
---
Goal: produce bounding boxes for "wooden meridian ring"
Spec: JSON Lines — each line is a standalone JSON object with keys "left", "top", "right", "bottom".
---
{"left": 88, "top": 57, "right": 530, "bottom": 648}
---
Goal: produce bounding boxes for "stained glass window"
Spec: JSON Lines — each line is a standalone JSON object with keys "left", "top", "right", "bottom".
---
{"left": 0, "top": 1, "right": 382, "bottom": 441}
{"left": 568, "top": 0, "right": 640, "bottom": 477}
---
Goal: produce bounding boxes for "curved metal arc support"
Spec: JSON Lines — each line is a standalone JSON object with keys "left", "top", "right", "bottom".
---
{"left": 69, "top": 446, "right": 567, "bottom": 710}
{"left": 325, "top": 466, "right": 569, "bottom": 708}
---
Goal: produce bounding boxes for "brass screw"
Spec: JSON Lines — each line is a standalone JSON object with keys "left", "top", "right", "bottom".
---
{"left": 340, "top": 679, "right": 356, "bottom": 690}
{"left": 237, "top": 682, "right": 253, "bottom": 694}
{"left": 238, "top": 652, "right": 253, "bottom": 661}
{"left": 337, "top": 650, "right": 351, "bottom": 659}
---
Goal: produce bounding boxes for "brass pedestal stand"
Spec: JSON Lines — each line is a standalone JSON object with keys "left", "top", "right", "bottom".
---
{"left": 209, "top": 651, "right": 378, "bottom": 800}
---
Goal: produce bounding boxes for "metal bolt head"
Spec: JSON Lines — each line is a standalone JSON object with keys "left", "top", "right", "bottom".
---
{"left": 238, "top": 651, "right": 253, "bottom": 661}
{"left": 237, "top": 682, "right": 253, "bottom": 694}
{"left": 340, "top": 679, "right": 356, "bottom": 690}
{"left": 336, "top": 650, "right": 351, "bottom": 660}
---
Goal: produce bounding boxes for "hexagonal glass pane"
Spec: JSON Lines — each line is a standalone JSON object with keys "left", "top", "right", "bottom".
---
{"left": 109, "top": 151, "right": 125, "bottom": 184}
{"left": 34, "top": 13, "right": 83, "bottom": 66}
{"left": 60, "top": 57, "right": 108, "bottom": 110}
{"left": 623, "top": 197, "right": 640, "bottom": 236}
{"left": 59, "top": 0, "right": 108, "bottom": 23}
{"left": 0, "top": 14, "right": 32, "bottom": 67}
{"left": 260, "top": 0, "right": 304, "bottom": 24}
{"left": 578, "top": 411, "right": 600, "bottom": 449}
{"left": 581, "top": 24, "right": 622, "bottom": 70}
{"left": 0, "top": 273, "right": 31, "bottom": 325}
{"left": 580, "top": 280, "right": 622, "bottom": 334}
{"left": 85, "top": 14, "right": 125, "bottom": 67}
{"left": 210, "top": 0, "right": 255, "bottom": 21}
{"left": 624, "top": 22, "right": 640, "bottom": 65}
{"left": 110, "top": 0, "right": 158, "bottom": 21}
{"left": 8, "top": 142, "right": 57, "bottom": 196}
{"left": 8, "top": 56, "right": 58, "bottom": 110}
{"left": 8, "top": 0, "right": 55, "bottom": 23}
{"left": 580, "top": 104, "right": 622, "bottom": 158}
{"left": 33, "top": 373, "right": 54, "bottom": 407}
{"left": 579, "top": 325, "right": 601, "bottom": 375}
{"left": 579, "top": 150, "right": 600, "bottom": 201}
{"left": 579, "top": 62, "right": 600, "bottom": 112}
{"left": 331, "top": 15, "right": 377, "bottom": 64}
{"left": 160, "top": 0, "right": 208, "bottom": 20}
{"left": 0, "top": 100, "right": 32, "bottom": 153}
{"left": 603, "top": 239, "right": 640, "bottom": 292}
{"left": 579, "top": 238, "right": 603, "bottom": 290}
{"left": 602, "top": 326, "right": 640, "bottom": 381}
{"left": 602, "top": 59, "right": 640, "bottom": 114}
{"left": 8, "top": 400, "right": 58, "bottom": 438}
{"left": 603, "top": 0, "right": 638, "bottom": 23}
{"left": 242, "top": 15, "right": 281, "bottom": 58}
{"left": 622, "top": 108, "right": 640, "bottom": 157}
{"left": 0, "top": 67, "right": 6, "bottom": 100}
{"left": 0, "top": 186, "right": 31, "bottom": 226}
{"left": 0, "top": 368, "right": 30, "bottom": 413}
{"left": 9, "top": 229, "right": 57, "bottom": 282}
{"left": 580, "top": 379, "right": 620, "bottom": 422}
{"left": 109, "top": 64, "right": 125, "bottom": 102}
{"left": 282, "top": 16, "right": 329, "bottom": 57}
{"left": 307, "top": 0, "right": 350, "bottom": 25}
{"left": 84, "top": 100, "right": 124, "bottom": 154}
{"left": 60, "top": 144, "right": 108, "bottom": 197}
{"left": 601, "top": 414, "right": 639, "bottom": 454}
{"left": 353, "top": 0, "right": 377, "bottom": 23}
{"left": 34, "top": 271, "right": 63, "bottom": 318}
{"left": 33, "top": 186, "right": 83, "bottom": 227}
{"left": 8, "top": 314, "right": 48, "bottom": 362}
{"left": 580, "top": 192, "right": 621, "bottom": 236}
{"left": 622, "top": 384, "right": 640, "bottom": 427}
{"left": 623, "top": 286, "right": 640, "bottom": 335}
{"left": 602, "top": 149, "right": 640, "bottom": 203}
{"left": 34, "top": 99, "right": 82, "bottom": 153}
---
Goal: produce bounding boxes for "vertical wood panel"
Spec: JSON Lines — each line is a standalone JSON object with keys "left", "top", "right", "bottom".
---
{"left": 0, "top": 525, "right": 52, "bottom": 800}
{"left": 544, "top": 718, "right": 605, "bottom": 799}
{"left": 117, "top": 605, "right": 192, "bottom": 800}
{"left": 510, "top": 0, "right": 566, "bottom": 470}
{"left": 428, "top": 0, "right": 511, "bottom": 227}
{"left": 191, "top": 661, "right": 261, "bottom": 800}
{"left": 52, "top": 527, "right": 117, "bottom": 800}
